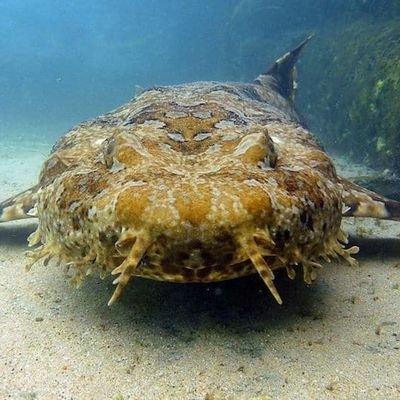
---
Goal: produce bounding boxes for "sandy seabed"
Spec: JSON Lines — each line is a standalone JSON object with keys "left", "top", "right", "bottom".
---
{"left": 0, "top": 140, "right": 399, "bottom": 400}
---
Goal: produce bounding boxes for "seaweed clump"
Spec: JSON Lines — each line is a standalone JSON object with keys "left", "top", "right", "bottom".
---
{"left": 298, "top": 19, "right": 400, "bottom": 174}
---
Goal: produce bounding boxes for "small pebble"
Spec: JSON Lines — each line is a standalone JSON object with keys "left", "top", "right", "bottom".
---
{"left": 326, "top": 381, "right": 338, "bottom": 391}
{"left": 375, "top": 321, "right": 396, "bottom": 335}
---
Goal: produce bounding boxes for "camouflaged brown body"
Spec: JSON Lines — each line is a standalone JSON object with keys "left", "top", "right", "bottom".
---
{"left": 27, "top": 80, "right": 354, "bottom": 303}
{"left": 4, "top": 33, "right": 400, "bottom": 307}
{"left": 2, "top": 36, "right": 399, "bottom": 305}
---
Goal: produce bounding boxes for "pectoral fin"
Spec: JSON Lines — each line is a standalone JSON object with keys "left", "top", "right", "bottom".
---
{"left": 0, "top": 186, "right": 39, "bottom": 222}
{"left": 340, "top": 177, "right": 400, "bottom": 221}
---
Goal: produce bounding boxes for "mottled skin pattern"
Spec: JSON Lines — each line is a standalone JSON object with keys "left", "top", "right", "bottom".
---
{"left": 1, "top": 38, "right": 399, "bottom": 305}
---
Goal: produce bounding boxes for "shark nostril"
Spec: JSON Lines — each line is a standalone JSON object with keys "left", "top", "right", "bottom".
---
{"left": 115, "top": 234, "right": 137, "bottom": 256}
{"left": 238, "top": 234, "right": 282, "bottom": 305}
{"left": 109, "top": 231, "right": 152, "bottom": 306}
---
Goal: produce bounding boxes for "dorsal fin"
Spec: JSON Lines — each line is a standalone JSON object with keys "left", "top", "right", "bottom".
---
{"left": 255, "top": 34, "right": 314, "bottom": 101}
{"left": 134, "top": 84, "right": 145, "bottom": 97}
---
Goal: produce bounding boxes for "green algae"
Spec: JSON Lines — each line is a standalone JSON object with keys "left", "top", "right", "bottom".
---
{"left": 223, "top": 1, "right": 400, "bottom": 172}
{"left": 298, "top": 19, "right": 400, "bottom": 173}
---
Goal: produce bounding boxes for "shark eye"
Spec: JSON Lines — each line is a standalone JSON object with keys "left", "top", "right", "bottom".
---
{"left": 233, "top": 130, "right": 277, "bottom": 168}
{"left": 102, "top": 138, "right": 116, "bottom": 168}
{"left": 265, "top": 137, "right": 277, "bottom": 168}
